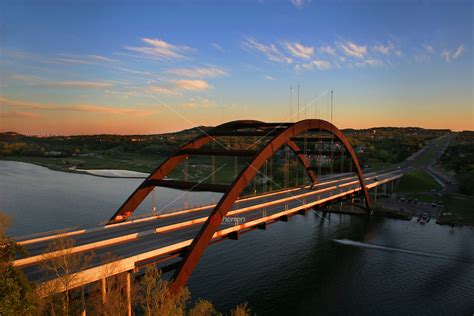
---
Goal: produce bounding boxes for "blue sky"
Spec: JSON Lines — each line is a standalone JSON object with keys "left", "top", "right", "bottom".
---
{"left": 0, "top": 0, "right": 472, "bottom": 135}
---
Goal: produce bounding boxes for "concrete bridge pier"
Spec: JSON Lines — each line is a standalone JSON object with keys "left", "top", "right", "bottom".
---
{"left": 101, "top": 277, "right": 107, "bottom": 305}
{"left": 81, "top": 286, "right": 86, "bottom": 316}
{"left": 126, "top": 271, "right": 132, "bottom": 316}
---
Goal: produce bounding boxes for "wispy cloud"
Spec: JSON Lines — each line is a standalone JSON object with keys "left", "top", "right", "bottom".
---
{"left": 290, "top": 0, "right": 310, "bottom": 9}
{"left": 124, "top": 38, "right": 193, "bottom": 60}
{"left": 441, "top": 44, "right": 465, "bottom": 63}
{"left": 354, "top": 58, "right": 384, "bottom": 67}
{"left": 147, "top": 85, "right": 178, "bottom": 95}
{"left": 264, "top": 75, "right": 276, "bottom": 80}
{"left": 50, "top": 54, "right": 117, "bottom": 65}
{"left": 147, "top": 79, "right": 212, "bottom": 95}
{"left": 453, "top": 44, "right": 465, "bottom": 59}
{"left": 211, "top": 43, "right": 225, "bottom": 52}
{"left": 242, "top": 38, "right": 292, "bottom": 64}
{"left": 41, "top": 81, "right": 113, "bottom": 89}
{"left": 422, "top": 44, "right": 434, "bottom": 54}
{"left": 338, "top": 41, "right": 367, "bottom": 58}
{"left": 299, "top": 59, "right": 331, "bottom": 70}
{"left": 2, "top": 49, "right": 117, "bottom": 66}
{"left": 320, "top": 45, "right": 337, "bottom": 56}
{"left": 171, "top": 79, "right": 211, "bottom": 91}
{"left": 283, "top": 41, "right": 314, "bottom": 59}
{"left": 166, "top": 66, "right": 227, "bottom": 78}
{"left": 373, "top": 41, "right": 395, "bottom": 55}
{"left": 0, "top": 96, "right": 157, "bottom": 116}
{"left": 179, "top": 97, "right": 216, "bottom": 109}
{"left": 0, "top": 111, "right": 41, "bottom": 119}
{"left": 11, "top": 74, "right": 113, "bottom": 89}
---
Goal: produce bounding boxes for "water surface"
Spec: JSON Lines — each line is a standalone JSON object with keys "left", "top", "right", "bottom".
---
{"left": 1, "top": 161, "right": 473, "bottom": 315}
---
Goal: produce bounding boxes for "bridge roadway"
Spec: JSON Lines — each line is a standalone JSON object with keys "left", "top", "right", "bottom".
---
{"left": 15, "top": 168, "right": 404, "bottom": 290}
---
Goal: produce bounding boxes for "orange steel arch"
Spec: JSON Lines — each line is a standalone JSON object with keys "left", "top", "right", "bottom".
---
{"left": 109, "top": 120, "right": 317, "bottom": 222}
{"left": 170, "top": 119, "right": 371, "bottom": 291}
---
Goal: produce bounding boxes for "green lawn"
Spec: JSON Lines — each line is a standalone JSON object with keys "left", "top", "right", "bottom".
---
{"left": 395, "top": 170, "right": 442, "bottom": 193}
{"left": 404, "top": 193, "right": 440, "bottom": 203}
{"left": 437, "top": 194, "right": 474, "bottom": 226}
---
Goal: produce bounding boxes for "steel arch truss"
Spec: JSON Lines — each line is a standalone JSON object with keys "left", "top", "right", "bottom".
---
{"left": 108, "top": 119, "right": 371, "bottom": 291}
{"left": 109, "top": 120, "right": 318, "bottom": 222}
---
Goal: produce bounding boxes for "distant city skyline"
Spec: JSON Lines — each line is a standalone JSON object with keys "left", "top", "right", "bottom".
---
{"left": 0, "top": 0, "right": 472, "bottom": 135}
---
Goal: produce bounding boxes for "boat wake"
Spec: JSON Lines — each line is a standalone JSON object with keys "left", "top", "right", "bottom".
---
{"left": 333, "top": 239, "right": 473, "bottom": 264}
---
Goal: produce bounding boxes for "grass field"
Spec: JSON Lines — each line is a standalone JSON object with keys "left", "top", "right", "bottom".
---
{"left": 437, "top": 194, "right": 474, "bottom": 226}
{"left": 395, "top": 170, "right": 442, "bottom": 193}
{"left": 403, "top": 192, "right": 444, "bottom": 203}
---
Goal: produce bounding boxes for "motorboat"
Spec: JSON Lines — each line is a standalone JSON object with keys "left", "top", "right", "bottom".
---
{"left": 417, "top": 212, "right": 430, "bottom": 224}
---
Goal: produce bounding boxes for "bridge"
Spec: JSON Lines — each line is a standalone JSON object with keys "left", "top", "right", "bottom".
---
{"left": 13, "top": 119, "right": 405, "bottom": 313}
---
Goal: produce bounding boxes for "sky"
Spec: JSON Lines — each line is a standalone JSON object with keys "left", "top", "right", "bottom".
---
{"left": 0, "top": 0, "right": 472, "bottom": 135}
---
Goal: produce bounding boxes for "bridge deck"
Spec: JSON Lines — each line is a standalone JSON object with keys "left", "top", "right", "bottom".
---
{"left": 16, "top": 169, "right": 404, "bottom": 293}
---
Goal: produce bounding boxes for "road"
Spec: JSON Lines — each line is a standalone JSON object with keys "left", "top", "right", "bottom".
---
{"left": 16, "top": 168, "right": 404, "bottom": 285}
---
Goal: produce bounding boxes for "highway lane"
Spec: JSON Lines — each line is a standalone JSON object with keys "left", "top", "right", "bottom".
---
{"left": 19, "top": 171, "right": 381, "bottom": 257}
{"left": 20, "top": 169, "right": 403, "bottom": 284}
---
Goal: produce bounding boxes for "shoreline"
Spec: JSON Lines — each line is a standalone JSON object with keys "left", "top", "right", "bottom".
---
{"left": 0, "top": 158, "right": 148, "bottom": 179}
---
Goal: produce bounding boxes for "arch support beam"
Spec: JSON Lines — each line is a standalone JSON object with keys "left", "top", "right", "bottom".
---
{"left": 171, "top": 119, "right": 370, "bottom": 291}
{"left": 287, "top": 140, "right": 318, "bottom": 184}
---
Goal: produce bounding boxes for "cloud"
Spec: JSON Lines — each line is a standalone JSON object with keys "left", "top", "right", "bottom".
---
{"left": 453, "top": 44, "right": 465, "bottom": 59}
{"left": 0, "top": 96, "right": 156, "bottom": 116}
{"left": 242, "top": 38, "right": 292, "bottom": 64}
{"left": 125, "top": 38, "right": 193, "bottom": 60}
{"left": 440, "top": 50, "right": 451, "bottom": 62}
{"left": 50, "top": 54, "right": 117, "bottom": 65}
{"left": 373, "top": 41, "right": 395, "bottom": 55}
{"left": 373, "top": 41, "right": 402, "bottom": 57}
{"left": 171, "top": 79, "right": 211, "bottom": 91}
{"left": 264, "top": 75, "right": 276, "bottom": 80}
{"left": 179, "top": 97, "right": 216, "bottom": 109}
{"left": 441, "top": 44, "right": 465, "bottom": 63}
{"left": 147, "top": 79, "right": 211, "bottom": 95}
{"left": 0, "top": 111, "right": 41, "bottom": 119}
{"left": 422, "top": 44, "right": 434, "bottom": 54}
{"left": 283, "top": 41, "right": 314, "bottom": 59}
{"left": 363, "top": 58, "right": 383, "bottom": 66}
{"left": 41, "top": 81, "right": 113, "bottom": 89}
{"left": 11, "top": 74, "right": 113, "bottom": 89}
{"left": 320, "top": 45, "right": 337, "bottom": 56}
{"left": 166, "top": 66, "right": 227, "bottom": 78}
{"left": 147, "top": 85, "right": 179, "bottom": 95}
{"left": 354, "top": 58, "right": 384, "bottom": 67}
{"left": 2, "top": 49, "right": 117, "bottom": 66}
{"left": 211, "top": 43, "right": 225, "bottom": 52}
{"left": 104, "top": 89, "right": 141, "bottom": 98}
{"left": 300, "top": 59, "right": 331, "bottom": 70}
{"left": 290, "top": 0, "right": 310, "bottom": 8}
{"left": 338, "top": 41, "right": 367, "bottom": 58}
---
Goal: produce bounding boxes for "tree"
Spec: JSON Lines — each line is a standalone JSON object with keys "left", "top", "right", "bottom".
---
{"left": 39, "top": 237, "right": 94, "bottom": 315}
{"left": 188, "top": 299, "right": 220, "bottom": 316}
{"left": 88, "top": 252, "right": 137, "bottom": 316}
{"left": 230, "top": 303, "right": 250, "bottom": 316}
{"left": 139, "top": 265, "right": 190, "bottom": 316}
{"left": 0, "top": 212, "right": 36, "bottom": 315}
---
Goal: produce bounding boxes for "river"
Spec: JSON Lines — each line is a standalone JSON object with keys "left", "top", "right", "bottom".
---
{"left": 1, "top": 161, "right": 473, "bottom": 315}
